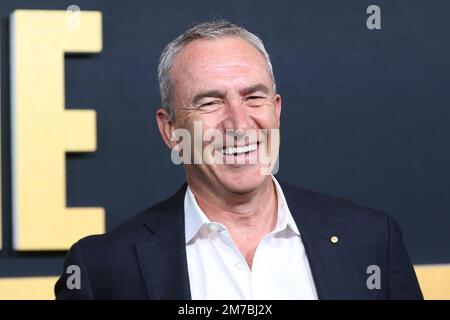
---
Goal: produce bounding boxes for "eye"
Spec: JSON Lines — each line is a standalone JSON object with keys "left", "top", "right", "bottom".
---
{"left": 201, "top": 101, "right": 218, "bottom": 107}
{"left": 199, "top": 100, "right": 223, "bottom": 109}
{"left": 247, "top": 95, "right": 264, "bottom": 100}
{"left": 244, "top": 95, "right": 267, "bottom": 107}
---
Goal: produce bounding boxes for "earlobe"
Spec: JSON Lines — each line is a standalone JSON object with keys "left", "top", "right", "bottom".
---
{"left": 275, "top": 94, "right": 282, "bottom": 126}
{"left": 156, "top": 108, "right": 176, "bottom": 149}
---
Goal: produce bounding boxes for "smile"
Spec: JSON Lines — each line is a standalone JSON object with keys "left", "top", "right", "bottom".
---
{"left": 217, "top": 142, "right": 259, "bottom": 156}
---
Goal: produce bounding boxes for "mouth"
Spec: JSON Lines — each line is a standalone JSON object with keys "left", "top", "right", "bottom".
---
{"left": 216, "top": 142, "right": 259, "bottom": 156}
{"left": 216, "top": 141, "right": 260, "bottom": 156}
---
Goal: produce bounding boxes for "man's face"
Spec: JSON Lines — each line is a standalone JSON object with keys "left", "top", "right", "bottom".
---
{"left": 165, "top": 37, "right": 281, "bottom": 194}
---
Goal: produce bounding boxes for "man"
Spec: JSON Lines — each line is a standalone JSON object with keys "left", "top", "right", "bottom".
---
{"left": 55, "top": 20, "right": 423, "bottom": 299}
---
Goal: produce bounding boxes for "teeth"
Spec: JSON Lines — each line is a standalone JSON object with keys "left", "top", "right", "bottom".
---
{"left": 218, "top": 143, "right": 258, "bottom": 155}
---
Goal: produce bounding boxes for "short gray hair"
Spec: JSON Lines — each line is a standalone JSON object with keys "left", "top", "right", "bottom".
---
{"left": 157, "top": 20, "right": 276, "bottom": 116}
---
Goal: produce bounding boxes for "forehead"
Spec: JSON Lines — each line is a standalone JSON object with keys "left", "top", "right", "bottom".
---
{"left": 175, "top": 36, "right": 267, "bottom": 65}
{"left": 170, "top": 37, "right": 272, "bottom": 96}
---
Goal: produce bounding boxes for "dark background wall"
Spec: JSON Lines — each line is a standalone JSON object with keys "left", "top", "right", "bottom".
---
{"left": 1, "top": 0, "right": 449, "bottom": 277}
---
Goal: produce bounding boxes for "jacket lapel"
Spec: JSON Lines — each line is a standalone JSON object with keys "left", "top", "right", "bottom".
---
{"left": 281, "top": 181, "right": 358, "bottom": 299}
{"left": 134, "top": 184, "right": 192, "bottom": 300}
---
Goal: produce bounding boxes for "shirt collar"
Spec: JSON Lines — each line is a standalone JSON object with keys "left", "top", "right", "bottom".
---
{"left": 184, "top": 175, "right": 300, "bottom": 244}
{"left": 184, "top": 185, "right": 213, "bottom": 244}
{"left": 271, "top": 175, "right": 301, "bottom": 236}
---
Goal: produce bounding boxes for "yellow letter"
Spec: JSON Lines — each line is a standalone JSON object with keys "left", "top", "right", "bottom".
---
{"left": 10, "top": 10, "right": 104, "bottom": 250}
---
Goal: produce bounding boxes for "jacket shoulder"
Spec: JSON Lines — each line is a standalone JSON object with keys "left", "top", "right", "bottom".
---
{"left": 279, "top": 180, "right": 394, "bottom": 230}
{"left": 78, "top": 182, "right": 186, "bottom": 246}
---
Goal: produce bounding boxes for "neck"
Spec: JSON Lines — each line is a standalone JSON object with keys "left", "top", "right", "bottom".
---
{"left": 189, "top": 173, "right": 277, "bottom": 243}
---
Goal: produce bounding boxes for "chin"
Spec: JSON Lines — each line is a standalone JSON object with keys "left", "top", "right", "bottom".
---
{"left": 215, "top": 165, "right": 270, "bottom": 194}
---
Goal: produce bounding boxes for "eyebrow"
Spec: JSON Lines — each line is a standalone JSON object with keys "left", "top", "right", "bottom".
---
{"left": 191, "top": 83, "right": 271, "bottom": 105}
{"left": 240, "top": 83, "right": 271, "bottom": 96}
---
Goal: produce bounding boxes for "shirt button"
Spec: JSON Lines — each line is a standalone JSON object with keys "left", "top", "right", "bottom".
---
{"left": 235, "top": 262, "right": 243, "bottom": 270}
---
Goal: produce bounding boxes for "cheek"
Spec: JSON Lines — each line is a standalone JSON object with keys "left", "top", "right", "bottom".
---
{"left": 197, "top": 112, "right": 225, "bottom": 130}
{"left": 175, "top": 110, "right": 201, "bottom": 130}
{"left": 177, "top": 114, "right": 221, "bottom": 145}
{"left": 251, "top": 107, "right": 279, "bottom": 128}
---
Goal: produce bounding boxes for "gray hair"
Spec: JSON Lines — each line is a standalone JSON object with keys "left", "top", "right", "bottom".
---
{"left": 157, "top": 20, "right": 276, "bottom": 117}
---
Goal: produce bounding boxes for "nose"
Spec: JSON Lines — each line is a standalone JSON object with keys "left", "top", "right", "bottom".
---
{"left": 221, "top": 98, "right": 253, "bottom": 134}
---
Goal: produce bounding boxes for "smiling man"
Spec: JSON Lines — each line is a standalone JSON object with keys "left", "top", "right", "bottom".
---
{"left": 55, "top": 20, "right": 423, "bottom": 300}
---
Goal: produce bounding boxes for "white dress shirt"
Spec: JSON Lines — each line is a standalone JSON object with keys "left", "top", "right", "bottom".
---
{"left": 184, "top": 176, "right": 318, "bottom": 300}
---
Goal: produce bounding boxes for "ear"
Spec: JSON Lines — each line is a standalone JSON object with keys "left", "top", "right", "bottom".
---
{"left": 156, "top": 107, "right": 176, "bottom": 149}
{"left": 274, "top": 94, "right": 282, "bottom": 127}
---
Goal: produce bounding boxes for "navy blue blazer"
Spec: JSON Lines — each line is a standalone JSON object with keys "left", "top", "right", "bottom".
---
{"left": 55, "top": 181, "right": 423, "bottom": 299}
